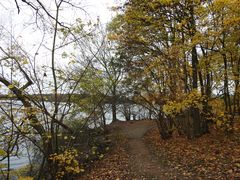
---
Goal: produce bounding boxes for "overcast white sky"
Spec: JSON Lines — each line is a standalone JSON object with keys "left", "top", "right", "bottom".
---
{"left": 0, "top": 0, "right": 125, "bottom": 56}
{"left": 0, "top": 0, "right": 125, "bottom": 94}
{"left": 0, "top": 0, "right": 124, "bottom": 25}
{"left": 83, "top": 0, "right": 123, "bottom": 23}
{"left": 0, "top": 0, "right": 125, "bottom": 69}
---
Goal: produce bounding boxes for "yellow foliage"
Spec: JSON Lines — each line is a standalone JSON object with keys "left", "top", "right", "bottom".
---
{"left": 19, "top": 177, "right": 33, "bottom": 180}
{"left": 107, "top": 33, "right": 120, "bottom": 41}
{"left": 0, "top": 163, "right": 7, "bottom": 169}
{"left": 49, "top": 149, "right": 82, "bottom": 179}
{"left": 209, "top": 99, "right": 224, "bottom": 115}
{"left": 163, "top": 90, "right": 205, "bottom": 117}
{"left": 209, "top": 99, "right": 233, "bottom": 132}
{"left": 213, "top": 113, "right": 233, "bottom": 132}
{"left": 7, "top": 84, "right": 15, "bottom": 89}
{"left": 158, "top": 0, "right": 173, "bottom": 5}
{"left": 0, "top": 149, "right": 6, "bottom": 156}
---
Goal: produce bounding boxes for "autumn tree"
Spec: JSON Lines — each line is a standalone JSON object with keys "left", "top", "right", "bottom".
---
{"left": 109, "top": 0, "right": 240, "bottom": 138}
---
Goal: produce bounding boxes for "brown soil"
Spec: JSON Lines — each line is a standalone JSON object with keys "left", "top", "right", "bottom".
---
{"left": 115, "top": 120, "right": 169, "bottom": 179}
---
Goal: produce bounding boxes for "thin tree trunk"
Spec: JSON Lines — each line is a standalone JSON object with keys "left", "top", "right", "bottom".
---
{"left": 191, "top": 45, "right": 202, "bottom": 137}
{"left": 112, "top": 102, "right": 117, "bottom": 122}
{"left": 156, "top": 112, "right": 172, "bottom": 140}
{"left": 190, "top": 3, "right": 202, "bottom": 137}
{"left": 223, "top": 53, "right": 232, "bottom": 114}
{"left": 112, "top": 86, "right": 117, "bottom": 122}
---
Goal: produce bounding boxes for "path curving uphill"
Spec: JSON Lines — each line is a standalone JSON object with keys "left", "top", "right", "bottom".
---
{"left": 79, "top": 120, "right": 171, "bottom": 180}
{"left": 113, "top": 120, "right": 169, "bottom": 179}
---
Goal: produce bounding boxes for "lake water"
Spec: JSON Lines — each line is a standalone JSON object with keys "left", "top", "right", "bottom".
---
{"left": 2, "top": 154, "right": 29, "bottom": 170}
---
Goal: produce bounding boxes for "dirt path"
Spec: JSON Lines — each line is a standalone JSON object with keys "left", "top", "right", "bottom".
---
{"left": 113, "top": 120, "right": 168, "bottom": 179}
{"left": 81, "top": 120, "right": 240, "bottom": 179}
{"left": 80, "top": 120, "right": 170, "bottom": 179}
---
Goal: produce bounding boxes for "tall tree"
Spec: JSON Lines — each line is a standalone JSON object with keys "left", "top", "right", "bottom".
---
{"left": 109, "top": 0, "right": 240, "bottom": 138}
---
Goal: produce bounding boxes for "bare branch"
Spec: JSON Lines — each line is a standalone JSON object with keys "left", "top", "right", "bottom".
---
{"left": 14, "top": 0, "right": 20, "bottom": 14}
{"left": 20, "top": 0, "right": 38, "bottom": 11}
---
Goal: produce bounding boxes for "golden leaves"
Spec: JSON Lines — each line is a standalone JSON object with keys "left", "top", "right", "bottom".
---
{"left": 79, "top": 143, "right": 137, "bottom": 179}
{"left": 107, "top": 33, "right": 120, "bottom": 41}
{"left": 0, "top": 149, "right": 6, "bottom": 156}
{"left": 145, "top": 127, "right": 240, "bottom": 179}
{"left": 49, "top": 149, "right": 83, "bottom": 179}
{"left": 163, "top": 90, "right": 204, "bottom": 117}
{"left": 19, "top": 177, "right": 33, "bottom": 180}
{"left": 7, "top": 84, "right": 15, "bottom": 89}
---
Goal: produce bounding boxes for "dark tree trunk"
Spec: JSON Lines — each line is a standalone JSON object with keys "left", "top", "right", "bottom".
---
{"left": 189, "top": 3, "right": 203, "bottom": 138}
{"left": 223, "top": 53, "right": 232, "bottom": 114}
{"left": 112, "top": 102, "right": 117, "bottom": 122}
{"left": 156, "top": 112, "right": 172, "bottom": 140}
{"left": 112, "top": 86, "right": 117, "bottom": 122}
{"left": 191, "top": 46, "right": 202, "bottom": 137}
{"left": 201, "top": 47, "right": 212, "bottom": 134}
{"left": 100, "top": 105, "right": 106, "bottom": 126}
{"left": 122, "top": 103, "right": 131, "bottom": 121}
{"left": 148, "top": 109, "right": 152, "bottom": 120}
{"left": 233, "top": 58, "right": 240, "bottom": 115}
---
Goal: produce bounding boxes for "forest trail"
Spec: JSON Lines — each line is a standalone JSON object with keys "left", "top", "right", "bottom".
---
{"left": 112, "top": 120, "right": 169, "bottom": 179}
{"left": 80, "top": 120, "right": 174, "bottom": 179}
